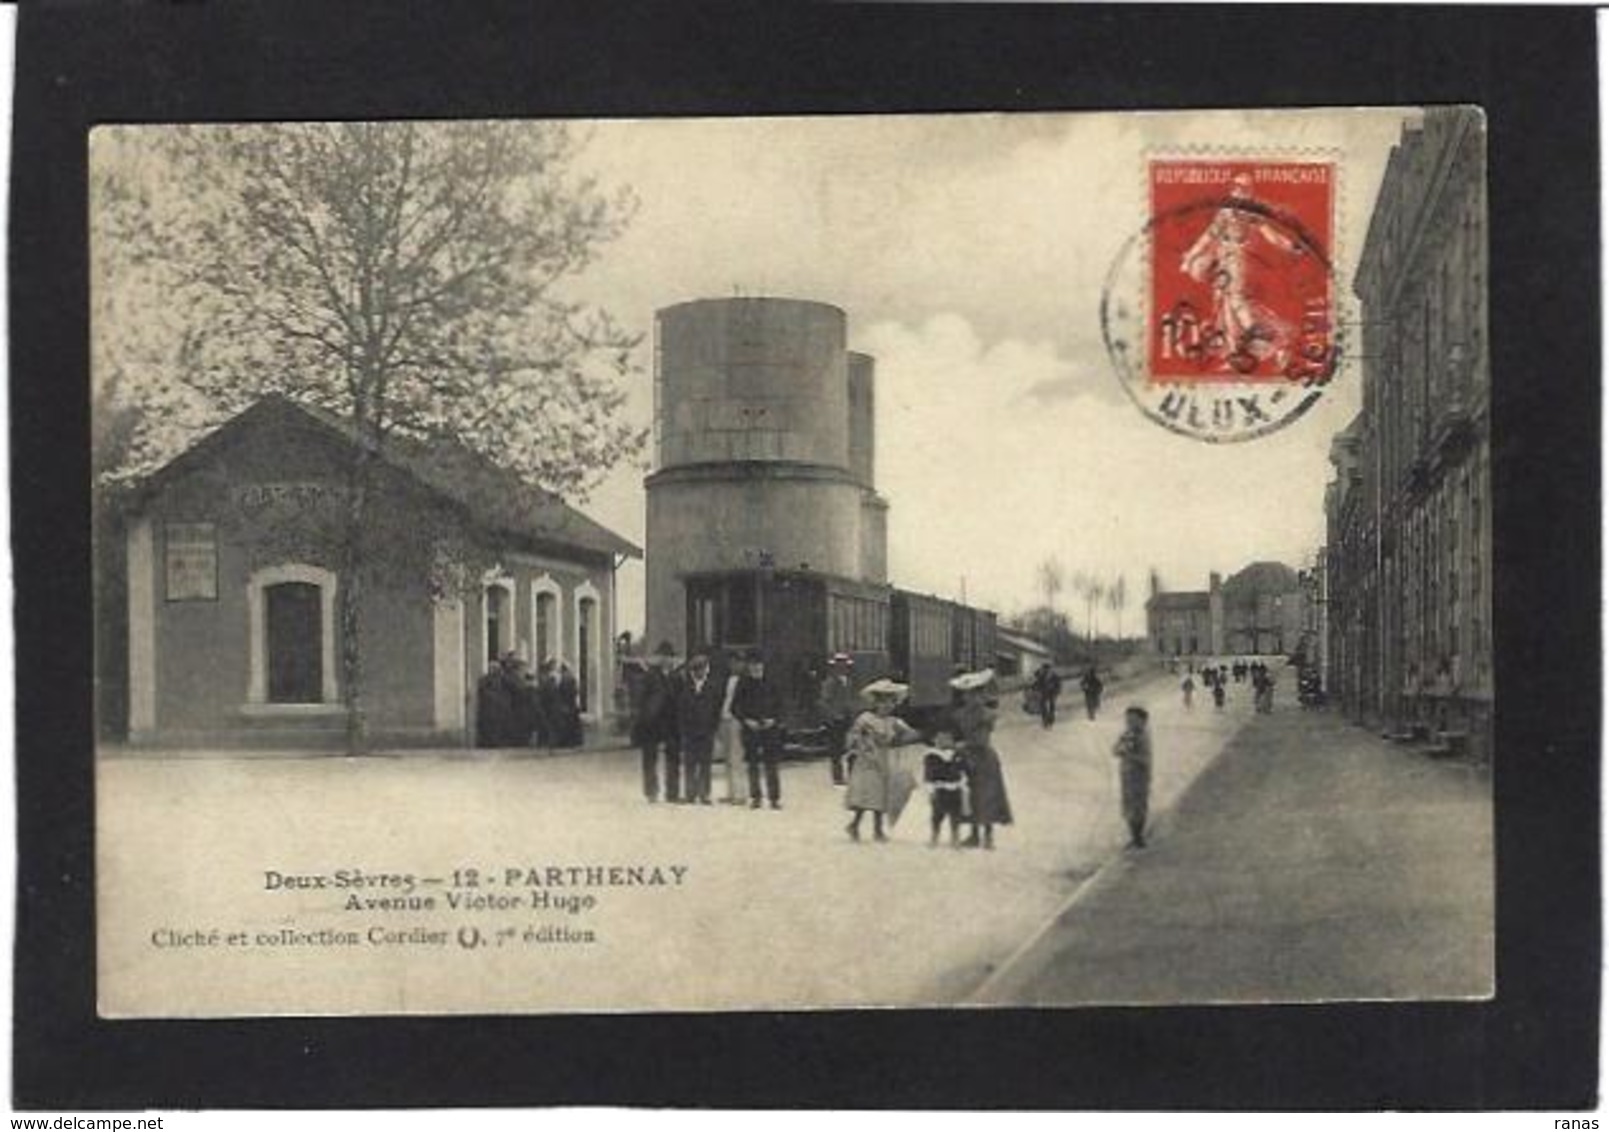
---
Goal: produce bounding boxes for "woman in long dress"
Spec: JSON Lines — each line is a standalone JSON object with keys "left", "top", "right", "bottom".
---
{"left": 951, "top": 673, "right": 1013, "bottom": 849}
{"left": 844, "top": 680, "right": 920, "bottom": 843}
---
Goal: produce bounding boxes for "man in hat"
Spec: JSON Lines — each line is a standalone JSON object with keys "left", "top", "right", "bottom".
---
{"left": 674, "top": 651, "right": 724, "bottom": 805}
{"left": 1031, "top": 662, "right": 1064, "bottom": 729}
{"left": 1111, "top": 705, "right": 1154, "bottom": 849}
{"left": 817, "top": 653, "right": 857, "bottom": 786}
{"left": 632, "top": 641, "right": 682, "bottom": 803}
{"left": 475, "top": 658, "right": 515, "bottom": 748}
{"left": 732, "top": 651, "right": 785, "bottom": 809}
{"left": 1080, "top": 667, "right": 1105, "bottom": 721}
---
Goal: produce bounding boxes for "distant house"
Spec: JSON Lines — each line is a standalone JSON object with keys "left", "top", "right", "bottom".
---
{"left": 994, "top": 626, "right": 1055, "bottom": 678}
{"left": 111, "top": 395, "right": 639, "bottom": 748}
{"left": 1145, "top": 561, "right": 1306, "bottom": 660}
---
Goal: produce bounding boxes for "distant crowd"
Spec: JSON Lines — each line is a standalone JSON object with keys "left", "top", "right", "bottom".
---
{"left": 1177, "top": 659, "right": 1278, "bottom": 713}
{"left": 474, "top": 653, "right": 586, "bottom": 749}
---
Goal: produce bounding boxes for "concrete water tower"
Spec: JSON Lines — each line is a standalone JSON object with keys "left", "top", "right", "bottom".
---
{"left": 645, "top": 297, "right": 889, "bottom": 653}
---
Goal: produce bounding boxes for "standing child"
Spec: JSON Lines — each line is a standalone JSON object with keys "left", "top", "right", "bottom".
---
{"left": 922, "top": 730, "right": 968, "bottom": 849}
{"left": 1181, "top": 674, "right": 1195, "bottom": 710}
{"left": 1112, "top": 705, "right": 1154, "bottom": 850}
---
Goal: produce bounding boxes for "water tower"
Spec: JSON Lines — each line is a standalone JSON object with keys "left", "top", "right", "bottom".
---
{"left": 645, "top": 297, "right": 888, "bottom": 653}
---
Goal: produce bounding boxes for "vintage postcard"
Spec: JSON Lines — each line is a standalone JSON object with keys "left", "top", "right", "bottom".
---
{"left": 91, "top": 107, "right": 1492, "bottom": 1016}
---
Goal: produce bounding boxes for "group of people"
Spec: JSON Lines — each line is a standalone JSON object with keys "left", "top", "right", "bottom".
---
{"left": 474, "top": 653, "right": 584, "bottom": 749}
{"left": 633, "top": 643, "right": 789, "bottom": 810}
{"left": 843, "top": 669, "right": 1014, "bottom": 850}
{"left": 1025, "top": 664, "right": 1105, "bottom": 727}
{"left": 1180, "top": 659, "right": 1278, "bottom": 713}
{"left": 629, "top": 644, "right": 1161, "bottom": 855}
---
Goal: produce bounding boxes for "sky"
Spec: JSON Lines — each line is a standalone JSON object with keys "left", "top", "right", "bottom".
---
{"left": 562, "top": 108, "right": 1420, "bottom": 635}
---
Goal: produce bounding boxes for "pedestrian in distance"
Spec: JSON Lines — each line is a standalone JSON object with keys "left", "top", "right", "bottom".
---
{"left": 818, "top": 653, "right": 857, "bottom": 786}
{"left": 716, "top": 650, "right": 746, "bottom": 804}
{"left": 1080, "top": 668, "right": 1105, "bottom": 721}
{"left": 632, "top": 641, "right": 682, "bottom": 803}
{"left": 536, "top": 659, "right": 561, "bottom": 747}
{"left": 732, "top": 651, "right": 785, "bottom": 810}
{"left": 474, "top": 659, "right": 515, "bottom": 748}
{"left": 510, "top": 656, "right": 545, "bottom": 748}
{"left": 844, "top": 679, "right": 921, "bottom": 843}
{"left": 1181, "top": 673, "right": 1195, "bottom": 710}
{"left": 555, "top": 661, "right": 584, "bottom": 747}
{"left": 1112, "top": 705, "right": 1154, "bottom": 850}
{"left": 1032, "top": 663, "right": 1064, "bottom": 728}
{"left": 922, "top": 728, "right": 968, "bottom": 849}
{"left": 674, "top": 652, "right": 725, "bottom": 805}
{"left": 952, "top": 669, "right": 1013, "bottom": 850}
{"left": 1212, "top": 679, "right": 1227, "bottom": 711}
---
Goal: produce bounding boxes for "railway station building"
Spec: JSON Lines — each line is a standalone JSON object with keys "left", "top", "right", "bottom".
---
{"left": 109, "top": 395, "right": 638, "bottom": 749}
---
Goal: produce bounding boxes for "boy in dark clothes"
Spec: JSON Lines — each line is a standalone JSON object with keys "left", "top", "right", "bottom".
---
{"left": 922, "top": 729, "right": 967, "bottom": 848}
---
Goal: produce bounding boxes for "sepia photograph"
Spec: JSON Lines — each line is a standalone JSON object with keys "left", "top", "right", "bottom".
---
{"left": 88, "top": 106, "right": 1496, "bottom": 1017}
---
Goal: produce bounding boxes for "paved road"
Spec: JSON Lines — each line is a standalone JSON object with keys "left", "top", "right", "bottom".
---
{"left": 98, "top": 669, "right": 1246, "bottom": 1015}
{"left": 971, "top": 705, "right": 1494, "bottom": 1006}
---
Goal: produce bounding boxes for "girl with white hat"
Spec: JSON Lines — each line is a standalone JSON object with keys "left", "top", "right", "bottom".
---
{"left": 843, "top": 679, "right": 920, "bottom": 842}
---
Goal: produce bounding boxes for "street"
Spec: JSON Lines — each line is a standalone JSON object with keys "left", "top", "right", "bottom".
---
{"left": 98, "top": 670, "right": 1241, "bottom": 1015}
{"left": 972, "top": 702, "right": 1494, "bottom": 1005}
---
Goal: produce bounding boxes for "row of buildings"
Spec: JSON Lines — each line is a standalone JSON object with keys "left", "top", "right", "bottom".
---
{"left": 1322, "top": 107, "right": 1492, "bottom": 756}
{"left": 1145, "top": 562, "right": 1309, "bottom": 663}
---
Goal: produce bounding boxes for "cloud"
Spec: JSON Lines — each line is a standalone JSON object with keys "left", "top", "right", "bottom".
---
{"left": 861, "top": 313, "right": 1349, "bottom": 624}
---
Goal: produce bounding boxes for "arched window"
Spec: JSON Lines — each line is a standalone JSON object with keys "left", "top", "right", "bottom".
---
{"left": 266, "top": 582, "right": 323, "bottom": 703}
{"left": 246, "top": 564, "right": 339, "bottom": 707}
{"left": 485, "top": 581, "right": 514, "bottom": 664}
{"left": 531, "top": 575, "right": 562, "bottom": 668}
{"left": 572, "top": 580, "right": 603, "bottom": 717}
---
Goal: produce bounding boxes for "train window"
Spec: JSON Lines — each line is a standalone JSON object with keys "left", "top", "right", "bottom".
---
{"left": 689, "top": 591, "right": 719, "bottom": 648}
{"left": 726, "top": 576, "right": 757, "bottom": 644}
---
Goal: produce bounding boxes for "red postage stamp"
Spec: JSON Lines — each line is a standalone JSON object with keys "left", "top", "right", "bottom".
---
{"left": 1149, "top": 158, "right": 1335, "bottom": 385}
{"left": 1102, "top": 155, "right": 1339, "bottom": 442}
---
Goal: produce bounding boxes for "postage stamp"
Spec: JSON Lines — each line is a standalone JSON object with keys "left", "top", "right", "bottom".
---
{"left": 1103, "top": 155, "right": 1339, "bottom": 443}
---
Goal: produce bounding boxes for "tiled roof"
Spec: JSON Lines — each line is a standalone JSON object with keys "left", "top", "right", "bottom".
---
{"left": 137, "top": 394, "right": 641, "bottom": 561}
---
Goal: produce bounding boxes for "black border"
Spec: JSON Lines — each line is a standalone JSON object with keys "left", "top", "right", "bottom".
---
{"left": 12, "top": 1, "right": 1601, "bottom": 1111}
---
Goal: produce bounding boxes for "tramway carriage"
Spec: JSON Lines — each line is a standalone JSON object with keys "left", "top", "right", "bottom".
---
{"left": 682, "top": 568, "right": 891, "bottom": 751}
{"left": 681, "top": 568, "right": 998, "bottom": 751}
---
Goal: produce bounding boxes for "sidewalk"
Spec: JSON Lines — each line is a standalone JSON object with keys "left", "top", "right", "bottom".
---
{"left": 970, "top": 706, "right": 1493, "bottom": 1006}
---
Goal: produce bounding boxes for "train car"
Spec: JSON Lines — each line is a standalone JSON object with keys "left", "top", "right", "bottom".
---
{"left": 949, "top": 603, "right": 998, "bottom": 674}
{"left": 682, "top": 567, "right": 891, "bottom": 729}
{"left": 889, "top": 588, "right": 959, "bottom": 725}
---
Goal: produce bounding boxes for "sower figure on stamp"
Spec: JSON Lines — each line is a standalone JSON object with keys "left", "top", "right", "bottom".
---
{"left": 1112, "top": 705, "right": 1153, "bottom": 850}
{"left": 818, "top": 653, "right": 857, "bottom": 786}
{"left": 732, "top": 651, "right": 784, "bottom": 810}
{"left": 675, "top": 652, "right": 724, "bottom": 805}
{"left": 632, "top": 640, "right": 682, "bottom": 803}
{"left": 1179, "top": 172, "right": 1304, "bottom": 374}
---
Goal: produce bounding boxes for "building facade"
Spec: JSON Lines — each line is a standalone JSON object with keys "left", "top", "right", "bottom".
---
{"left": 114, "top": 396, "right": 638, "bottom": 748}
{"left": 1324, "top": 107, "right": 1491, "bottom": 755}
{"left": 1146, "top": 562, "right": 1306, "bottom": 661}
{"left": 644, "top": 297, "right": 890, "bottom": 654}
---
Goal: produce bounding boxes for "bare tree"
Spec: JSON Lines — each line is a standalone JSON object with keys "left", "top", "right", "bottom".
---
{"left": 93, "top": 122, "right": 644, "bottom": 751}
{"left": 1071, "top": 571, "right": 1106, "bottom": 643}
{"left": 1037, "top": 557, "right": 1065, "bottom": 617}
{"left": 1107, "top": 574, "right": 1129, "bottom": 640}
